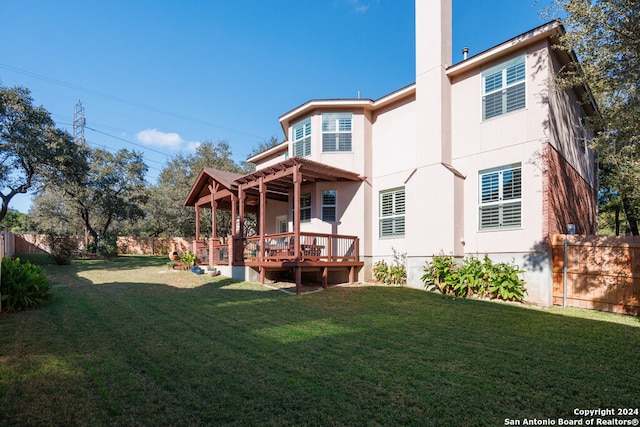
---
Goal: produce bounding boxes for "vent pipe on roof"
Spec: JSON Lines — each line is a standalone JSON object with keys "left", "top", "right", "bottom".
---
{"left": 462, "top": 47, "right": 469, "bottom": 60}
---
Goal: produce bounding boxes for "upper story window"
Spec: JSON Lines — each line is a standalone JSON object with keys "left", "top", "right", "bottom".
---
{"left": 482, "top": 55, "right": 526, "bottom": 120}
{"left": 322, "top": 113, "right": 352, "bottom": 152}
{"left": 379, "top": 187, "right": 405, "bottom": 238}
{"left": 479, "top": 164, "right": 522, "bottom": 230}
{"left": 292, "top": 119, "right": 311, "bottom": 157}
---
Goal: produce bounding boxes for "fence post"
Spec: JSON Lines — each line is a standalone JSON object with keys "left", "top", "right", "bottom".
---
{"left": 563, "top": 235, "right": 568, "bottom": 308}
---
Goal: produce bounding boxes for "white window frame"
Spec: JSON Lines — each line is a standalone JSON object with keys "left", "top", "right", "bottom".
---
{"left": 299, "top": 192, "right": 312, "bottom": 223}
{"left": 321, "top": 190, "right": 337, "bottom": 222}
{"left": 482, "top": 55, "right": 526, "bottom": 121}
{"left": 276, "top": 215, "right": 288, "bottom": 233}
{"left": 379, "top": 187, "right": 405, "bottom": 238}
{"left": 292, "top": 118, "right": 311, "bottom": 157}
{"left": 478, "top": 164, "right": 522, "bottom": 231}
{"left": 322, "top": 113, "right": 352, "bottom": 152}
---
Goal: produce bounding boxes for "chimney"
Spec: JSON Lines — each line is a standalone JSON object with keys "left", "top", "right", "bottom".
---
{"left": 463, "top": 47, "right": 469, "bottom": 60}
{"left": 415, "top": 0, "right": 452, "bottom": 164}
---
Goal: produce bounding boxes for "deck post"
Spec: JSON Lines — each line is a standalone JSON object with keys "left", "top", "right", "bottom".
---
{"left": 260, "top": 266, "right": 265, "bottom": 284}
{"left": 295, "top": 267, "right": 302, "bottom": 294}
{"left": 349, "top": 266, "right": 355, "bottom": 284}
{"left": 322, "top": 266, "right": 328, "bottom": 289}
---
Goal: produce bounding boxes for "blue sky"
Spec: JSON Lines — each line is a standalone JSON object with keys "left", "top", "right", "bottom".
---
{"left": 1, "top": 0, "right": 553, "bottom": 213}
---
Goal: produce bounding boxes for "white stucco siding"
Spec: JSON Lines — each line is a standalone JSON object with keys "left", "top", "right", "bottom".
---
{"left": 449, "top": 41, "right": 559, "bottom": 256}
{"left": 316, "top": 110, "right": 368, "bottom": 176}
{"left": 370, "top": 99, "right": 417, "bottom": 179}
{"left": 454, "top": 140, "right": 545, "bottom": 255}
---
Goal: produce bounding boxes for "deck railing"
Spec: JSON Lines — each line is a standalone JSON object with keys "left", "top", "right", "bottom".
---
{"left": 242, "top": 232, "right": 359, "bottom": 263}
{"left": 196, "top": 232, "right": 359, "bottom": 265}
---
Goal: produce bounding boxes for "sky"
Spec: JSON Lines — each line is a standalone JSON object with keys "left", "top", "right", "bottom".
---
{"left": 1, "top": 0, "right": 554, "bottom": 213}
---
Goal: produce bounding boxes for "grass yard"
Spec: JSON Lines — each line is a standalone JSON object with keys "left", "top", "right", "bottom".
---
{"left": 1, "top": 255, "right": 639, "bottom": 426}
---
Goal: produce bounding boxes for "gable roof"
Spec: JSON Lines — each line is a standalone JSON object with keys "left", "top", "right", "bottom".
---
{"left": 183, "top": 167, "right": 245, "bottom": 207}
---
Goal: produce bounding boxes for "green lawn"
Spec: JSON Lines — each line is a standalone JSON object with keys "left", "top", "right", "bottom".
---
{"left": 1, "top": 255, "right": 639, "bottom": 426}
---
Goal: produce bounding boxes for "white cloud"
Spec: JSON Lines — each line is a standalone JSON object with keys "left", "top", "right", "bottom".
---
{"left": 346, "top": 0, "right": 371, "bottom": 13}
{"left": 136, "top": 129, "right": 184, "bottom": 149}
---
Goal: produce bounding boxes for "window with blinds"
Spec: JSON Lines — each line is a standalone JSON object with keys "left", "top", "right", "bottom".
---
{"left": 379, "top": 187, "right": 405, "bottom": 238}
{"left": 321, "top": 190, "right": 337, "bottom": 222}
{"left": 322, "top": 113, "right": 352, "bottom": 152}
{"left": 482, "top": 55, "right": 526, "bottom": 120}
{"left": 299, "top": 192, "right": 312, "bottom": 222}
{"left": 292, "top": 119, "right": 311, "bottom": 157}
{"left": 479, "top": 164, "right": 522, "bottom": 230}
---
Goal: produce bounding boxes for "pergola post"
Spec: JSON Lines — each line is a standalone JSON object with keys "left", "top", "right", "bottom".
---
{"left": 259, "top": 177, "right": 266, "bottom": 262}
{"left": 231, "top": 194, "right": 238, "bottom": 237}
{"left": 209, "top": 182, "right": 218, "bottom": 266}
{"left": 238, "top": 187, "right": 246, "bottom": 238}
{"left": 293, "top": 165, "right": 302, "bottom": 294}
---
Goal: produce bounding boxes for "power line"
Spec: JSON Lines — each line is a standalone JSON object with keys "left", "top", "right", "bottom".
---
{"left": 0, "top": 63, "right": 265, "bottom": 139}
{"left": 86, "top": 127, "right": 174, "bottom": 161}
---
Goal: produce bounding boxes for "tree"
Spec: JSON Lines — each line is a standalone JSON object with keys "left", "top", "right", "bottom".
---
{"left": 0, "top": 209, "right": 26, "bottom": 232}
{"left": 51, "top": 146, "right": 148, "bottom": 248}
{"left": 247, "top": 136, "right": 281, "bottom": 163}
{"left": 29, "top": 188, "right": 86, "bottom": 236}
{"left": 142, "top": 140, "right": 252, "bottom": 238}
{"left": 0, "top": 85, "right": 81, "bottom": 223}
{"left": 550, "top": 0, "right": 640, "bottom": 233}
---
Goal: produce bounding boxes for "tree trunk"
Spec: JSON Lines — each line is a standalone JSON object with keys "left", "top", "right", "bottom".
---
{"left": 623, "top": 196, "right": 639, "bottom": 236}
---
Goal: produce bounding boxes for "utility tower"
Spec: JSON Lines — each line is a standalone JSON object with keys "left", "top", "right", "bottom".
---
{"left": 73, "top": 99, "right": 86, "bottom": 145}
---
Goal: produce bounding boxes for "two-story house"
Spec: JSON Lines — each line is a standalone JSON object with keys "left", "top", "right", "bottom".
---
{"left": 185, "top": 0, "right": 596, "bottom": 305}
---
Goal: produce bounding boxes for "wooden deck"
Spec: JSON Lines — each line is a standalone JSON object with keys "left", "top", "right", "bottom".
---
{"left": 193, "top": 232, "right": 363, "bottom": 293}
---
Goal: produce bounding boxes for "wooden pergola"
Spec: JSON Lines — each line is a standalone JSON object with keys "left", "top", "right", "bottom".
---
{"left": 184, "top": 157, "right": 365, "bottom": 293}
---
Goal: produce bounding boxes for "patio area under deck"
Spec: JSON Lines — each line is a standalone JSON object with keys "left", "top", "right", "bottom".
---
{"left": 184, "top": 157, "right": 365, "bottom": 294}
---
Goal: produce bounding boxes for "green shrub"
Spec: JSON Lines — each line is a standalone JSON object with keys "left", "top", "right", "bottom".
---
{"left": 486, "top": 262, "right": 527, "bottom": 301}
{"left": 97, "top": 231, "right": 119, "bottom": 258}
{"left": 47, "top": 233, "right": 78, "bottom": 265}
{"left": 422, "top": 254, "right": 527, "bottom": 302}
{"left": 1, "top": 257, "right": 51, "bottom": 312}
{"left": 372, "top": 248, "right": 407, "bottom": 285}
{"left": 421, "top": 254, "right": 457, "bottom": 295}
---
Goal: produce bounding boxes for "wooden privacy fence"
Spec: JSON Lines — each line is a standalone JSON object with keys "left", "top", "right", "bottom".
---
{"left": 552, "top": 234, "right": 640, "bottom": 315}
{"left": 5, "top": 234, "right": 193, "bottom": 257}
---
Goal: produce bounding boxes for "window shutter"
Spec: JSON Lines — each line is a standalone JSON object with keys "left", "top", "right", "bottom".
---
{"left": 322, "top": 113, "right": 352, "bottom": 152}
{"left": 293, "top": 119, "right": 311, "bottom": 157}
{"left": 482, "top": 55, "right": 526, "bottom": 120}
{"left": 379, "top": 188, "right": 405, "bottom": 237}
{"left": 321, "top": 190, "right": 337, "bottom": 222}
{"left": 478, "top": 165, "right": 522, "bottom": 230}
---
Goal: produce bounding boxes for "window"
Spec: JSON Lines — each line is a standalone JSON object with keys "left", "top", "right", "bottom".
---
{"left": 300, "top": 192, "right": 311, "bottom": 222}
{"left": 479, "top": 164, "right": 522, "bottom": 230}
{"left": 379, "top": 187, "right": 405, "bottom": 238}
{"left": 276, "top": 215, "right": 288, "bottom": 233}
{"left": 321, "top": 190, "right": 337, "bottom": 222}
{"left": 292, "top": 119, "right": 311, "bottom": 157}
{"left": 482, "top": 55, "right": 526, "bottom": 120}
{"left": 322, "top": 113, "right": 352, "bottom": 152}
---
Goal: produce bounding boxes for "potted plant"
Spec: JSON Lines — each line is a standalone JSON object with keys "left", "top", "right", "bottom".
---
{"left": 180, "top": 251, "right": 196, "bottom": 271}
